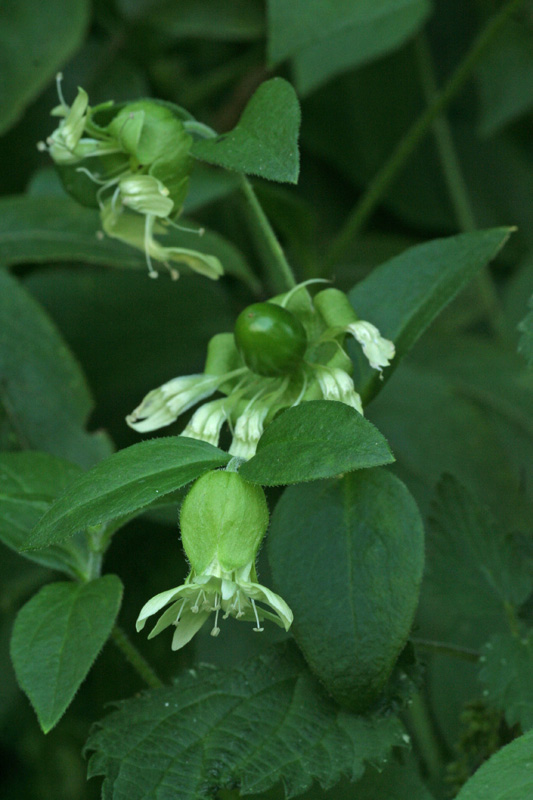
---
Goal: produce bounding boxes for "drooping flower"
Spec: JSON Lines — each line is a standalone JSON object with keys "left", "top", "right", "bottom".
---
{"left": 137, "top": 470, "right": 292, "bottom": 649}
{"left": 346, "top": 320, "right": 396, "bottom": 372}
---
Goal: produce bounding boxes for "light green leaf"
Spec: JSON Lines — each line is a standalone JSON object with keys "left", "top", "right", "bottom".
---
{"left": 86, "top": 641, "right": 405, "bottom": 799}
{"left": 455, "top": 728, "right": 533, "bottom": 800}
{"left": 0, "top": 452, "right": 84, "bottom": 577}
{"left": 10, "top": 575, "right": 123, "bottom": 733}
{"left": 348, "top": 228, "right": 514, "bottom": 402}
{"left": 0, "top": 270, "right": 111, "bottom": 467}
{"left": 191, "top": 78, "right": 300, "bottom": 184}
{"left": 28, "top": 437, "right": 230, "bottom": 549}
{"left": 518, "top": 294, "right": 533, "bottom": 367}
{"left": 0, "top": 0, "right": 89, "bottom": 135}
{"left": 239, "top": 400, "right": 394, "bottom": 486}
{"left": 268, "top": 470, "right": 424, "bottom": 711}
{"left": 424, "top": 475, "right": 533, "bottom": 625}
{"left": 268, "top": 0, "right": 431, "bottom": 94}
{"left": 479, "top": 631, "right": 533, "bottom": 732}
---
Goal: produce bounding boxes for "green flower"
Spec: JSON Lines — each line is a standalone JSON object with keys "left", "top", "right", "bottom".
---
{"left": 137, "top": 470, "right": 292, "bottom": 650}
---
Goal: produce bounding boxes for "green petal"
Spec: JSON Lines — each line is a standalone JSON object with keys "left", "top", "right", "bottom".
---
{"left": 171, "top": 608, "right": 211, "bottom": 650}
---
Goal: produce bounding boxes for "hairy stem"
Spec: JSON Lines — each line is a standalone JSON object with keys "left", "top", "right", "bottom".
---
{"left": 111, "top": 625, "right": 164, "bottom": 690}
{"left": 240, "top": 175, "right": 297, "bottom": 292}
{"left": 326, "top": 0, "right": 525, "bottom": 268}
{"left": 412, "top": 637, "right": 480, "bottom": 663}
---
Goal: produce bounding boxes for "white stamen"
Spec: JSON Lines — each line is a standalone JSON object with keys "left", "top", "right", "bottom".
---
{"left": 251, "top": 599, "right": 264, "bottom": 632}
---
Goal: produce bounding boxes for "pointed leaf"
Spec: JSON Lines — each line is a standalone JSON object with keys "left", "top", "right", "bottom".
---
{"left": 28, "top": 437, "right": 230, "bottom": 549}
{"left": 455, "top": 728, "right": 533, "bottom": 800}
{"left": 240, "top": 400, "right": 394, "bottom": 486}
{"left": 191, "top": 78, "right": 300, "bottom": 183}
{"left": 10, "top": 575, "right": 123, "bottom": 733}
{"left": 86, "top": 641, "right": 406, "bottom": 799}
{"left": 268, "top": 470, "right": 424, "bottom": 710}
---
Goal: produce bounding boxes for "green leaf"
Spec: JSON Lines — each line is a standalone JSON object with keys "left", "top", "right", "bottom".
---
{"left": 354, "top": 756, "right": 435, "bottom": 800}
{"left": 518, "top": 294, "right": 533, "bottom": 367}
{"left": 191, "top": 78, "right": 301, "bottom": 184}
{"left": 268, "top": 0, "right": 431, "bottom": 94}
{"left": 0, "top": 270, "right": 111, "bottom": 467}
{"left": 239, "top": 400, "right": 394, "bottom": 486}
{"left": 144, "top": 0, "right": 264, "bottom": 41}
{"left": 86, "top": 641, "right": 405, "bottom": 799}
{"left": 477, "top": 20, "right": 533, "bottom": 136}
{"left": 0, "top": 452, "right": 84, "bottom": 577}
{"left": 28, "top": 437, "right": 230, "bottom": 549}
{"left": 348, "top": 228, "right": 514, "bottom": 401}
{"left": 10, "top": 575, "right": 123, "bottom": 733}
{"left": 424, "top": 475, "right": 533, "bottom": 625}
{"left": 268, "top": 470, "right": 424, "bottom": 710}
{"left": 479, "top": 631, "right": 533, "bottom": 732}
{"left": 0, "top": 0, "right": 89, "bottom": 135}
{"left": 454, "top": 728, "right": 533, "bottom": 800}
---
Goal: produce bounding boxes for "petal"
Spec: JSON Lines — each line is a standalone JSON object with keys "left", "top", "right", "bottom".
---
{"left": 147, "top": 600, "right": 186, "bottom": 639}
{"left": 136, "top": 585, "right": 189, "bottom": 631}
{"left": 171, "top": 609, "right": 211, "bottom": 650}
{"left": 244, "top": 582, "right": 293, "bottom": 630}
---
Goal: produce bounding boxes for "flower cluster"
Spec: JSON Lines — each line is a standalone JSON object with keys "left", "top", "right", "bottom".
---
{"left": 137, "top": 470, "right": 292, "bottom": 650}
{"left": 38, "top": 74, "right": 222, "bottom": 281}
{"left": 127, "top": 283, "right": 395, "bottom": 459}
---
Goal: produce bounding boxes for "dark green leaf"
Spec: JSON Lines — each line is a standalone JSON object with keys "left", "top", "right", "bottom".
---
{"left": 0, "top": 452, "right": 84, "bottom": 577}
{"left": 0, "top": 270, "right": 111, "bottom": 467}
{"left": 454, "top": 728, "right": 533, "bottom": 800}
{"left": 239, "top": 401, "right": 394, "bottom": 486}
{"left": 348, "top": 228, "right": 513, "bottom": 401}
{"left": 268, "top": 0, "right": 431, "bottom": 94}
{"left": 192, "top": 78, "right": 300, "bottom": 184}
{"left": 145, "top": 0, "right": 264, "bottom": 41}
{"left": 479, "top": 631, "right": 533, "bottom": 732}
{"left": 425, "top": 475, "right": 533, "bottom": 624}
{"left": 0, "top": 0, "right": 89, "bottom": 135}
{"left": 268, "top": 470, "right": 424, "bottom": 710}
{"left": 28, "top": 437, "right": 230, "bottom": 549}
{"left": 354, "top": 756, "right": 435, "bottom": 800}
{"left": 86, "top": 641, "right": 405, "bottom": 799}
{"left": 10, "top": 575, "right": 123, "bottom": 733}
{"left": 518, "top": 294, "right": 533, "bottom": 367}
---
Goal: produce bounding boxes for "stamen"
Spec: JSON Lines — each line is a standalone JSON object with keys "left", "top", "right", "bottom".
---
{"left": 144, "top": 214, "right": 158, "bottom": 279}
{"left": 279, "top": 278, "right": 330, "bottom": 308}
{"left": 55, "top": 72, "right": 67, "bottom": 109}
{"left": 174, "top": 599, "right": 187, "bottom": 625}
{"left": 164, "top": 218, "right": 205, "bottom": 236}
{"left": 251, "top": 599, "right": 264, "bottom": 632}
{"left": 211, "top": 605, "right": 221, "bottom": 637}
{"left": 191, "top": 589, "right": 206, "bottom": 613}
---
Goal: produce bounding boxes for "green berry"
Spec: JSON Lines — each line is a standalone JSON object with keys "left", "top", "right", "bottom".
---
{"left": 234, "top": 302, "right": 307, "bottom": 377}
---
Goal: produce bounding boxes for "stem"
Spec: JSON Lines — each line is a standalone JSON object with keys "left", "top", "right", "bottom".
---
{"left": 111, "top": 625, "right": 164, "bottom": 690}
{"left": 412, "top": 637, "right": 480, "bottom": 663}
{"left": 240, "top": 175, "right": 297, "bottom": 292}
{"left": 326, "top": 0, "right": 525, "bottom": 268}
{"left": 404, "top": 692, "right": 445, "bottom": 784}
{"left": 415, "top": 32, "right": 505, "bottom": 337}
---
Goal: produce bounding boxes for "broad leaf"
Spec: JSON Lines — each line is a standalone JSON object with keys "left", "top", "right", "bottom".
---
{"left": 518, "top": 293, "right": 533, "bottom": 367}
{"left": 455, "top": 728, "right": 533, "bottom": 800}
{"left": 86, "top": 641, "right": 406, "bottom": 799}
{"left": 28, "top": 437, "right": 230, "bottom": 549}
{"left": 0, "top": 270, "right": 111, "bottom": 467}
{"left": 0, "top": 452, "right": 84, "bottom": 577}
{"left": 0, "top": 0, "right": 89, "bottom": 135}
{"left": 479, "top": 631, "right": 533, "bottom": 732}
{"left": 10, "top": 575, "right": 123, "bottom": 733}
{"left": 239, "top": 400, "right": 394, "bottom": 486}
{"left": 268, "top": 0, "right": 431, "bottom": 94}
{"left": 348, "top": 228, "right": 513, "bottom": 402}
{"left": 425, "top": 475, "right": 533, "bottom": 624}
{"left": 191, "top": 78, "right": 300, "bottom": 184}
{"left": 268, "top": 470, "right": 424, "bottom": 711}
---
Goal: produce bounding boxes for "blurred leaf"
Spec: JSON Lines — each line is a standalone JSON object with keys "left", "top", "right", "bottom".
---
{"left": 144, "top": 0, "right": 264, "bottom": 40}
{"left": 479, "top": 631, "right": 533, "bottom": 732}
{"left": 0, "top": 0, "right": 89, "bottom": 135}
{"left": 477, "top": 19, "right": 533, "bottom": 136}
{"left": 0, "top": 452, "right": 84, "bottom": 578}
{"left": 354, "top": 756, "right": 435, "bottom": 799}
{"left": 455, "top": 727, "right": 533, "bottom": 800}
{"left": 10, "top": 575, "right": 122, "bottom": 733}
{"left": 240, "top": 401, "right": 394, "bottom": 486}
{"left": 0, "top": 270, "right": 111, "bottom": 467}
{"left": 518, "top": 294, "right": 533, "bottom": 367}
{"left": 425, "top": 475, "right": 533, "bottom": 624}
{"left": 268, "top": 470, "right": 424, "bottom": 711}
{"left": 28, "top": 437, "right": 230, "bottom": 549}
{"left": 86, "top": 641, "right": 406, "bottom": 799}
{"left": 184, "top": 165, "right": 240, "bottom": 212}
{"left": 192, "top": 78, "right": 301, "bottom": 184}
{"left": 348, "top": 228, "right": 513, "bottom": 401}
{"left": 268, "top": 0, "right": 431, "bottom": 94}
